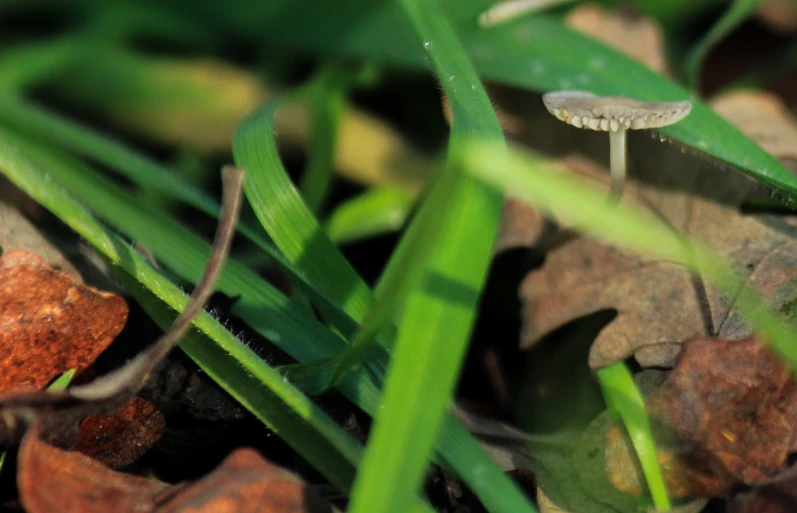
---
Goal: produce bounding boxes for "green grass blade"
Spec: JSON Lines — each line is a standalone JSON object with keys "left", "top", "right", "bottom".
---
{"left": 461, "top": 141, "right": 797, "bottom": 368}
{"left": 0, "top": 94, "right": 354, "bottom": 334}
{"left": 0, "top": 138, "right": 363, "bottom": 492}
{"left": 234, "top": 93, "right": 374, "bottom": 328}
{"left": 326, "top": 187, "right": 414, "bottom": 245}
{"left": 284, "top": 159, "right": 458, "bottom": 395}
{"left": 300, "top": 79, "right": 343, "bottom": 213}
{"left": 257, "top": 0, "right": 797, "bottom": 201}
{"left": 597, "top": 363, "right": 670, "bottom": 511}
{"left": 683, "top": 0, "right": 763, "bottom": 91}
{"left": 346, "top": 0, "right": 537, "bottom": 511}
{"left": 48, "top": 369, "right": 76, "bottom": 391}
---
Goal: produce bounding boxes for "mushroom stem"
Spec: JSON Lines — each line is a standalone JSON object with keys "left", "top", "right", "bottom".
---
{"left": 609, "top": 128, "right": 627, "bottom": 202}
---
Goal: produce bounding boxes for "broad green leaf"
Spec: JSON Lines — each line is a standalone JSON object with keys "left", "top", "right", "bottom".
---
{"left": 254, "top": 0, "right": 797, "bottom": 202}
{"left": 597, "top": 363, "right": 669, "bottom": 511}
{"left": 326, "top": 187, "right": 414, "bottom": 245}
{"left": 683, "top": 0, "right": 763, "bottom": 90}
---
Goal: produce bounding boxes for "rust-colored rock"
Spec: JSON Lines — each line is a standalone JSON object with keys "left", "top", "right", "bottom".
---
{"left": 0, "top": 251, "right": 128, "bottom": 391}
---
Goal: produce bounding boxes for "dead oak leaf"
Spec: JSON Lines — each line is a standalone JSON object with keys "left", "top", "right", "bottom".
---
{"left": 19, "top": 424, "right": 331, "bottom": 513}
{"left": 0, "top": 251, "right": 128, "bottom": 390}
{"left": 519, "top": 142, "right": 797, "bottom": 368}
{"left": 606, "top": 336, "right": 797, "bottom": 498}
{"left": 74, "top": 396, "right": 166, "bottom": 469}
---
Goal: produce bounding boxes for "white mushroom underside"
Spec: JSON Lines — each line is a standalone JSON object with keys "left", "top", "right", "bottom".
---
{"left": 542, "top": 91, "right": 692, "bottom": 132}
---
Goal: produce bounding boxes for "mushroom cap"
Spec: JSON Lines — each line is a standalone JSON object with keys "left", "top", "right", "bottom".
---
{"left": 542, "top": 91, "right": 692, "bottom": 132}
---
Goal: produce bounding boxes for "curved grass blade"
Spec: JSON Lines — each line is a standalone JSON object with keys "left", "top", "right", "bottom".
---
{"left": 326, "top": 187, "right": 414, "bottom": 245}
{"left": 346, "top": 0, "right": 537, "bottom": 511}
{"left": 597, "top": 362, "right": 670, "bottom": 511}
{"left": 257, "top": 0, "right": 797, "bottom": 202}
{"left": 234, "top": 92, "right": 374, "bottom": 329}
{"left": 300, "top": 78, "right": 344, "bottom": 213}
{"left": 683, "top": 0, "right": 763, "bottom": 91}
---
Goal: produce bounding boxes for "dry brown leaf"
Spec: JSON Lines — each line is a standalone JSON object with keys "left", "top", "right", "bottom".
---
{"left": 18, "top": 424, "right": 331, "bottom": 513}
{"left": 518, "top": 114, "right": 797, "bottom": 368}
{"left": 606, "top": 336, "right": 797, "bottom": 498}
{"left": 727, "top": 466, "right": 797, "bottom": 513}
{"left": 18, "top": 426, "right": 172, "bottom": 513}
{"left": 0, "top": 250, "right": 128, "bottom": 391}
{"left": 565, "top": 3, "right": 670, "bottom": 76}
{"left": 756, "top": 0, "right": 797, "bottom": 33}
{"left": 711, "top": 91, "right": 797, "bottom": 170}
{"left": 74, "top": 396, "right": 166, "bottom": 469}
{"left": 0, "top": 199, "right": 80, "bottom": 278}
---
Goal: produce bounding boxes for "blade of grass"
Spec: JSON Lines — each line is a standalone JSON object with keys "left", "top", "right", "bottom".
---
{"left": 346, "top": 0, "right": 537, "bottom": 511}
{"left": 597, "top": 362, "right": 670, "bottom": 511}
{"left": 282, "top": 160, "right": 456, "bottom": 395}
{"left": 683, "top": 0, "right": 763, "bottom": 91}
{"left": 234, "top": 91, "right": 374, "bottom": 329}
{"left": 325, "top": 186, "right": 414, "bottom": 245}
{"left": 300, "top": 76, "right": 344, "bottom": 213}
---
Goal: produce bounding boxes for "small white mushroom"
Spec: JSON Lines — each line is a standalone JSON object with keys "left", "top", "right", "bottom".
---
{"left": 542, "top": 91, "right": 692, "bottom": 201}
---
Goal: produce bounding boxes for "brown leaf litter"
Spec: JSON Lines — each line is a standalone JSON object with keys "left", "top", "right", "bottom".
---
{"left": 606, "top": 336, "right": 797, "bottom": 498}
{"left": 18, "top": 424, "right": 331, "bottom": 513}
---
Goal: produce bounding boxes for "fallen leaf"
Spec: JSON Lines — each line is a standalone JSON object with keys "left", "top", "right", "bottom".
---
{"left": 0, "top": 250, "right": 128, "bottom": 391}
{"left": 159, "top": 447, "right": 332, "bottom": 513}
{"left": 756, "top": 0, "right": 797, "bottom": 33}
{"left": 606, "top": 336, "right": 797, "bottom": 498}
{"left": 18, "top": 425, "right": 172, "bottom": 513}
{"left": 74, "top": 396, "right": 166, "bottom": 469}
{"left": 565, "top": 3, "right": 671, "bottom": 76}
{"left": 727, "top": 466, "right": 797, "bottom": 513}
{"left": 0, "top": 198, "right": 80, "bottom": 278}
{"left": 18, "top": 424, "right": 331, "bottom": 513}
{"left": 519, "top": 131, "right": 797, "bottom": 368}
{"left": 711, "top": 91, "right": 797, "bottom": 170}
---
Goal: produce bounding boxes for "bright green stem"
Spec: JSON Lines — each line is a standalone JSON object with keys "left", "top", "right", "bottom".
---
{"left": 609, "top": 129, "right": 627, "bottom": 202}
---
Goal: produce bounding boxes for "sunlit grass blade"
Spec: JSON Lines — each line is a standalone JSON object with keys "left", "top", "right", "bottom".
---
{"left": 48, "top": 369, "right": 76, "bottom": 391}
{"left": 683, "top": 0, "right": 763, "bottom": 91}
{"left": 300, "top": 78, "right": 344, "bottom": 213}
{"left": 597, "top": 362, "right": 670, "bottom": 511}
{"left": 284, "top": 160, "right": 457, "bottom": 395}
{"left": 346, "top": 0, "right": 537, "bottom": 511}
{"left": 234, "top": 93, "right": 374, "bottom": 330}
{"left": 326, "top": 187, "right": 414, "bottom": 245}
